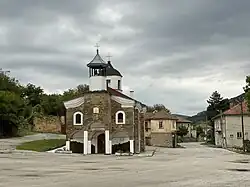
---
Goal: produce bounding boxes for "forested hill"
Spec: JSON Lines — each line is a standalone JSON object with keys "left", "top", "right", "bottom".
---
{"left": 173, "top": 114, "right": 191, "bottom": 119}
{"left": 189, "top": 93, "right": 245, "bottom": 124}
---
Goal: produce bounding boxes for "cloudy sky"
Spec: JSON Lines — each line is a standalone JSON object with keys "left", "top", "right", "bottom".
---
{"left": 1, "top": 0, "right": 249, "bottom": 116}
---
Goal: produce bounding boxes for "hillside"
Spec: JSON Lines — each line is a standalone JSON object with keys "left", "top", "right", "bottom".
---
{"left": 172, "top": 114, "right": 191, "bottom": 119}
{"left": 189, "top": 93, "right": 245, "bottom": 124}
{"left": 188, "top": 111, "right": 207, "bottom": 124}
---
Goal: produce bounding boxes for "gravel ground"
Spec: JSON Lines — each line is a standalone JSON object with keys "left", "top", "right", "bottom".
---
{"left": 0, "top": 141, "right": 250, "bottom": 187}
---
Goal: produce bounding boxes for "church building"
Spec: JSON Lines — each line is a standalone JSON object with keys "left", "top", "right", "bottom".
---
{"left": 63, "top": 48, "right": 147, "bottom": 155}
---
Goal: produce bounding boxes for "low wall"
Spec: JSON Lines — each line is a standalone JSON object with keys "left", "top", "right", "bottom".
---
{"left": 151, "top": 132, "right": 176, "bottom": 147}
{"left": 33, "top": 116, "right": 65, "bottom": 134}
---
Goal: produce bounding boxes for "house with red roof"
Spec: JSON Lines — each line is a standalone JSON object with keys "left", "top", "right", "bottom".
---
{"left": 213, "top": 101, "right": 250, "bottom": 148}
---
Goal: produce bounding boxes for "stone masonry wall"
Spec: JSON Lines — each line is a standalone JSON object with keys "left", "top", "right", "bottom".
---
{"left": 66, "top": 103, "right": 85, "bottom": 139}
{"left": 110, "top": 99, "right": 134, "bottom": 139}
{"left": 134, "top": 109, "right": 139, "bottom": 153}
{"left": 151, "top": 132, "right": 173, "bottom": 147}
{"left": 139, "top": 112, "right": 145, "bottom": 152}
{"left": 66, "top": 91, "right": 112, "bottom": 139}
{"left": 83, "top": 91, "right": 111, "bottom": 130}
{"left": 33, "top": 116, "right": 62, "bottom": 133}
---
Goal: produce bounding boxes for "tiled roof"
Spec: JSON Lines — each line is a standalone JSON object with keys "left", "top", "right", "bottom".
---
{"left": 144, "top": 112, "right": 154, "bottom": 120}
{"left": 146, "top": 110, "right": 178, "bottom": 120}
{"left": 111, "top": 95, "right": 135, "bottom": 106}
{"left": 63, "top": 96, "right": 84, "bottom": 109}
{"left": 223, "top": 100, "right": 249, "bottom": 115}
{"left": 63, "top": 87, "right": 146, "bottom": 109}
{"left": 107, "top": 87, "right": 146, "bottom": 107}
{"left": 176, "top": 116, "right": 192, "bottom": 123}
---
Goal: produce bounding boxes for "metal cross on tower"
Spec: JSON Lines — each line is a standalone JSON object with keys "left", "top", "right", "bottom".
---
{"left": 106, "top": 52, "right": 112, "bottom": 61}
{"left": 94, "top": 43, "right": 100, "bottom": 51}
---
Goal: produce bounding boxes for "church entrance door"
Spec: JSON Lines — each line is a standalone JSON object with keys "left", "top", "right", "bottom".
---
{"left": 97, "top": 133, "right": 105, "bottom": 154}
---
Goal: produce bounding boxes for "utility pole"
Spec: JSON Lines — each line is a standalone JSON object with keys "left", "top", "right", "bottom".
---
{"left": 240, "top": 99, "right": 245, "bottom": 152}
{"left": 205, "top": 115, "right": 208, "bottom": 143}
{"left": 236, "top": 96, "right": 245, "bottom": 152}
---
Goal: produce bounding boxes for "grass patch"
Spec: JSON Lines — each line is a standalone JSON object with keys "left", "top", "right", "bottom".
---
{"left": 16, "top": 139, "right": 65, "bottom": 152}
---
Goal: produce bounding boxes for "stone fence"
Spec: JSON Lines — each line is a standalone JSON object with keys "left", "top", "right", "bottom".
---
{"left": 33, "top": 116, "right": 66, "bottom": 134}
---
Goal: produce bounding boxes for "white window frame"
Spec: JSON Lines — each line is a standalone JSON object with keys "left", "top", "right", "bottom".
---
{"left": 93, "top": 107, "right": 99, "bottom": 114}
{"left": 73, "top": 111, "right": 83, "bottom": 125}
{"left": 116, "top": 111, "right": 125, "bottom": 124}
{"left": 237, "top": 132, "right": 242, "bottom": 139}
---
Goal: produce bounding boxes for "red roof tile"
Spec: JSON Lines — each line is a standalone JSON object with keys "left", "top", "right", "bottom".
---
{"left": 223, "top": 101, "right": 249, "bottom": 115}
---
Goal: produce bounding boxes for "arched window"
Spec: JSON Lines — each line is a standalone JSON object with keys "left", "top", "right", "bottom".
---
{"left": 115, "top": 111, "right": 125, "bottom": 124}
{"left": 75, "top": 114, "right": 81, "bottom": 124}
{"left": 73, "top": 112, "right": 83, "bottom": 125}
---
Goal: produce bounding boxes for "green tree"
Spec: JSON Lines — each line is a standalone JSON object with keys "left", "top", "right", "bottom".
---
{"left": 41, "top": 94, "right": 63, "bottom": 116}
{"left": 0, "top": 75, "right": 27, "bottom": 137}
{"left": 22, "top": 83, "right": 44, "bottom": 107}
{"left": 177, "top": 125, "right": 189, "bottom": 137}
{"left": 244, "top": 76, "right": 250, "bottom": 111}
{"left": 147, "top": 104, "right": 170, "bottom": 113}
{"left": 206, "top": 91, "right": 230, "bottom": 144}
{"left": 196, "top": 126, "right": 204, "bottom": 138}
{"left": 76, "top": 84, "right": 89, "bottom": 95}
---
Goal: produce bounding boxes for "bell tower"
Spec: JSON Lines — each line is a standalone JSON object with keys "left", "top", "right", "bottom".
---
{"left": 87, "top": 44, "right": 108, "bottom": 91}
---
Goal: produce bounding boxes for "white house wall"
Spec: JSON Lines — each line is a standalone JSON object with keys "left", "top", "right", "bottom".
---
{"left": 225, "top": 115, "right": 250, "bottom": 148}
{"left": 151, "top": 119, "right": 176, "bottom": 133}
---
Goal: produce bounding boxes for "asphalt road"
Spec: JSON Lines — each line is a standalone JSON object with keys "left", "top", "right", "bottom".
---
{"left": 0, "top": 141, "right": 250, "bottom": 187}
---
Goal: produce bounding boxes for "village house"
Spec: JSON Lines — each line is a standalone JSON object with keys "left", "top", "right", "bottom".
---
{"left": 63, "top": 48, "right": 146, "bottom": 155}
{"left": 213, "top": 101, "right": 250, "bottom": 148}
{"left": 144, "top": 110, "right": 178, "bottom": 147}
{"left": 175, "top": 116, "right": 196, "bottom": 138}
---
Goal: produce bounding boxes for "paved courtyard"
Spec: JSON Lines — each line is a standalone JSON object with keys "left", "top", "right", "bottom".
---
{"left": 0, "top": 142, "right": 250, "bottom": 187}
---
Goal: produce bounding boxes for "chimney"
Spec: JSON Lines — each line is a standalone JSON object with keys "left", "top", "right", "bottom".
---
{"left": 129, "top": 90, "right": 134, "bottom": 98}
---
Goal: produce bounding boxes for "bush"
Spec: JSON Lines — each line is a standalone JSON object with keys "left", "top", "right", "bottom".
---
{"left": 244, "top": 140, "right": 250, "bottom": 152}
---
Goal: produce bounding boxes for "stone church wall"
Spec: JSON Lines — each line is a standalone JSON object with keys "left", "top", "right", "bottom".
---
{"left": 110, "top": 99, "right": 134, "bottom": 139}
{"left": 65, "top": 104, "right": 84, "bottom": 139}
{"left": 64, "top": 91, "right": 145, "bottom": 153}
{"left": 83, "top": 91, "right": 112, "bottom": 129}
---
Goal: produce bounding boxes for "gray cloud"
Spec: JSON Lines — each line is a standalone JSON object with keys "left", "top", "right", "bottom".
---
{"left": 0, "top": 0, "right": 249, "bottom": 115}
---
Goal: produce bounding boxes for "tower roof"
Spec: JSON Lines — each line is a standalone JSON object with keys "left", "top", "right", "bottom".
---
{"left": 87, "top": 49, "right": 108, "bottom": 68}
{"left": 106, "top": 61, "right": 122, "bottom": 77}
